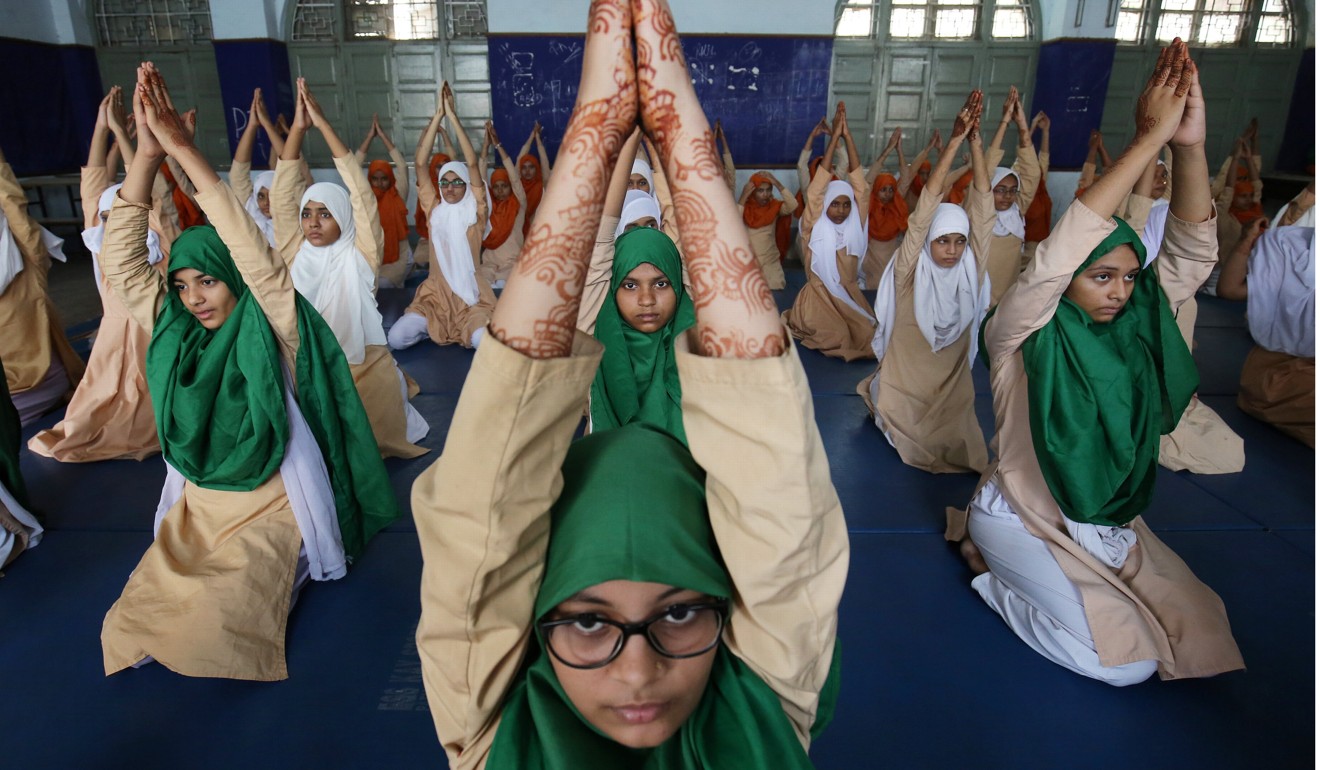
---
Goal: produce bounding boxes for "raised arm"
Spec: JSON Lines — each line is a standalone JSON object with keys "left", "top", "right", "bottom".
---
{"left": 986, "top": 87, "right": 1016, "bottom": 157}
{"left": 797, "top": 119, "right": 827, "bottom": 191}
{"left": 106, "top": 86, "right": 135, "bottom": 171}
{"left": 377, "top": 119, "right": 411, "bottom": 201}
{"left": 356, "top": 117, "right": 377, "bottom": 158}
{"left": 253, "top": 92, "right": 284, "bottom": 168}
{"left": 641, "top": 133, "right": 680, "bottom": 245}
{"left": 533, "top": 122, "right": 553, "bottom": 180}
{"left": 491, "top": 123, "right": 526, "bottom": 209}
{"left": 413, "top": 89, "right": 448, "bottom": 214}
{"left": 1216, "top": 216, "right": 1267, "bottom": 302}
{"left": 897, "top": 91, "right": 982, "bottom": 276}
{"left": 87, "top": 90, "right": 114, "bottom": 170}
{"left": 866, "top": 127, "right": 900, "bottom": 184}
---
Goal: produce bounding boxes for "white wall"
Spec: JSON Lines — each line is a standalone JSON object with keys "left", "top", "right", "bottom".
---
{"left": 488, "top": 0, "right": 834, "bottom": 35}
{"left": 0, "top": 0, "right": 58, "bottom": 44}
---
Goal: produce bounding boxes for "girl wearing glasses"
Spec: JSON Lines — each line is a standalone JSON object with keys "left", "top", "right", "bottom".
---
{"left": 389, "top": 83, "right": 496, "bottom": 351}
{"left": 413, "top": 2, "right": 847, "bottom": 766}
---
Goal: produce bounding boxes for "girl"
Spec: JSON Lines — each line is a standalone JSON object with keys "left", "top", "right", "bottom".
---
{"left": 783, "top": 101, "right": 876, "bottom": 361}
{"left": 101, "top": 63, "right": 400, "bottom": 680}
{"left": 515, "top": 121, "right": 551, "bottom": 238}
{"left": 860, "top": 127, "right": 911, "bottom": 289}
{"left": 737, "top": 171, "right": 796, "bottom": 290}
{"left": 414, "top": 3, "right": 845, "bottom": 767}
{"left": 859, "top": 91, "right": 992, "bottom": 475}
{"left": 412, "top": 126, "right": 456, "bottom": 271}
{"left": 30, "top": 86, "right": 171, "bottom": 462}
{"left": 356, "top": 113, "right": 413, "bottom": 288}
{"left": 0, "top": 143, "right": 85, "bottom": 427}
{"left": 231, "top": 88, "right": 301, "bottom": 249}
{"left": 477, "top": 121, "right": 528, "bottom": 289}
{"left": 389, "top": 83, "right": 496, "bottom": 351}
{"left": 273, "top": 78, "right": 428, "bottom": 460}
{"left": 982, "top": 87, "right": 1041, "bottom": 306}
{"left": 948, "top": 42, "right": 1243, "bottom": 685}
{"left": 589, "top": 226, "right": 694, "bottom": 443}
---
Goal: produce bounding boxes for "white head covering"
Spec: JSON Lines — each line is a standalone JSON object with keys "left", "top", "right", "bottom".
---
{"left": 289, "top": 181, "right": 387, "bottom": 365}
{"left": 1138, "top": 198, "right": 1170, "bottom": 268}
{"left": 990, "top": 167, "right": 1026, "bottom": 240}
{"left": 81, "top": 183, "right": 165, "bottom": 284}
{"left": 244, "top": 170, "right": 277, "bottom": 248}
{"left": 1246, "top": 225, "right": 1315, "bottom": 358}
{"left": 427, "top": 161, "right": 483, "bottom": 307}
{"left": 872, "top": 203, "right": 989, "bottom": 365}
{"left": 614, "top": 189, "right": 664, "bottom": 239}
{"left": 630, "top": 159, "right": 657, "bottom": 199}
{"left": 1271, "top": 191, "right": 1316, "bottom": 229}
{"left": 808, "top": 180, "right": 872, "bottom": 319}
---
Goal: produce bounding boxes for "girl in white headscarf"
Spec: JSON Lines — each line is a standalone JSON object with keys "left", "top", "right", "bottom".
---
{"left": 783, "top": 103, "right": 877, "bottom": 361}
{"left": 858, "top": 91, "right": 993, "bottom": 474}
{"left": 272, "top": 78, "right": 428, "bottom": 459}
{"left": 391, "top": 83, "right": 497, "bottom": 351}
{"left": 231, "top": 88, "right": 302, "bottom": 249}
{"left": 979, "top": 87, "right": 1041, "bottom": 307}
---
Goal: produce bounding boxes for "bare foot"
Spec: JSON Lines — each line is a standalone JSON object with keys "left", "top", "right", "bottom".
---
{"left": 959, "top": 537, "right": 989, "bottom": 576}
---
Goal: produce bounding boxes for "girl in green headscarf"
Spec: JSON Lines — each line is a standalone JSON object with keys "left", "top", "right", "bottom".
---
{"left": 589, "top": 226, "right": 695, "bottom": 443}
{"left": 413, "top": 2, "right": 848, "bottom": 767}
{"left": 100, "top": 63, "right": 399, "bottom": 681}
{"left": 948, "top": 41, "right": 1242, "bottom": 686}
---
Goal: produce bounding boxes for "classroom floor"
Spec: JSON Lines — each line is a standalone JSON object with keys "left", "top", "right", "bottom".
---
{"left": 1, "top": 265, "right": 1313, "bottom": 769}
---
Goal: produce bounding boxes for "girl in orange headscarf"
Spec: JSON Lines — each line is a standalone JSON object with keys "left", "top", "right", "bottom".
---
{"left": 161, "top": 159, "right": 205, "bottom": 229}
{"left": 515, "top": 121, "right": 552, "bottom": 238}
{"left": 1214, "top": 136, "right": 1264, "bottom": 274}
{"left": 902, "top": 130, "right": 939, "bottom": 210}
{"left": 413, "top": 125, "right": 456, "bottom": 271}
{"left": 861, "top": 172, "right": 909, "bottom": 288}
{"left": 1022, "top": 111, "right": 1053, "bottom": 268}
{"left": 356, "top": 114, "right": 414, "bottom": 287}
{"left": 738, "top": 171, "right": 797, "bottom": 289}
{"left": 478, "top": 121, "right": 527, "bottom": 288}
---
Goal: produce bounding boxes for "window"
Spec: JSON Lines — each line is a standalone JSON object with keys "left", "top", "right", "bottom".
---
{"left": 443, "top": 0, "right": 488, "bottom": 38}
{"left": 890, "top": 0, "right": 980, "bottom": 40}
{"left": 1255, "top": 0, "right": 1296, "bottom": 44}
{"left": 95, "top": 0, "right": 212, "bottom": 46}
{"left": 836, "top": 0, "right": 875, "bottom": 37}
{"left": 1115, "top": 0, "right": 1148, "bottom": 42}
{"left": 991, "top": 0, "right": 1031, "bottom": 38}
{"left": 292, "top": 1, "right": 476, "bottom": 42}
{"left": 348, "top": 0, "right": 439, "bottom": 39}
{"left": 1119, "top": 0, "right": 1299, "bottom": 47}
{"left": 292, "top": 0, "right": 338, "bottom": 42}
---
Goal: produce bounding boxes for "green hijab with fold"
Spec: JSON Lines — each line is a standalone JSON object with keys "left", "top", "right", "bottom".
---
{"left": 486, "top": 425, "right": 838, "bottom": 770}
{"left": 146, "top": 226, "right": 398, "bottom": 560}
{"left": 590, "top": 227, "right": 696, "bottom": 445}
{"left": 985, "top": 217, "right": 1197, "bottom": 528}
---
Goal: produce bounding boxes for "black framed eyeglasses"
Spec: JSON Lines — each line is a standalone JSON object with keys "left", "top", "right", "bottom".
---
{"left": 538, "top": 601, "right": 729, "bottom": 670}
{"left": 438, "top": 179, "right": 467, "bottom": 188}
{"left": 992, "top": 186, "right": 1019, "bottom": 196}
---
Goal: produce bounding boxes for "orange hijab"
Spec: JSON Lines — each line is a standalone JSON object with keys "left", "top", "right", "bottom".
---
{"left": 369, "top": 160, "right": 410, "bottom": 265}
{"left": 946, "top": 169, "right": 973, "bottom": 205}
{"left": 1024, "top": 176, "right": 1052, "bottom": 242}
{"left": 415, "top": 152, "right": 452, "bottom": 238}
{"left": 743, "top": 173, "right": 783, "bottom": 229}
{"left": 1230, "top": 180, "right": 1264, "bottom": 223}
{"left": 519, "top": 154, "right": 544, "bottom": 238}
{"left": 482, "top": 168, "right": 520, "bottom": 251}
{"left": 867, "top": 173, "right": 908, "bottom": 242}
{"left": 161, "top": 163, "right": 205, "bottom": 229}
{"left": 910, "top": 160, "right": 932, "bottom": 197}
{"left": 794, "top": 156, "right": 825, "bottom": 220}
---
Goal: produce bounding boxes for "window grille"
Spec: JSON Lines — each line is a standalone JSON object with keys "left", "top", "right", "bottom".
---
{"left": 95, "top": 0, "right": 212, "bottom": 46}
{"left": 292, "top": 0, "right": 339, "bottom": 42}
{"left": 349, "top": 0, "right": 440, "bottom": 40}
{"left": 444, "top": 0, "right": 488, "bottom": 38}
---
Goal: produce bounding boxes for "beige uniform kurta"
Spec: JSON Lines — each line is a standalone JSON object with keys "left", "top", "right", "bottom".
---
{"left": 27, "top": 165, "right": 177, "bottom": 462}
{"left": 1238, "top": 345, "right": 1314, "bottom": 447}
{"left": 857, "top": 184, "right": 993, "bottom": 474}
{"left": 946, "top": 201, "right": 1244, "bottom": 680}
{"left": 740, "top": 194, "right": 797, "bottom": 291}
{"left": 477, "top": 154, "right": 527, "bottom": 286}
{"left": 1021, "top": 150, "right": 1050, "bottom": 267}
{"left": 413, "top": 329, "right": 848, "bottom": 769}
{"left": 101, "top": 181, "right": 309, "bottom": 681}
{"left": 984, "top": 146, "right": 1041, "bottom": 306}
{"left": 404, "top": 175, "right": 497, "bottom": 347}
{"left": 783, "top": 166, "right": 877, "bottom": 361}
{"left": 272, "top": 153, "right": 425, "bottom": 459}
{"left": 0, "top": 161, "right": 84, "bottom": 405}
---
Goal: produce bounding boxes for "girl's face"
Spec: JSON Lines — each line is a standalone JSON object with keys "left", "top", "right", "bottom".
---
{"left": 615, "top": 262, "right": 676, "bottom": 333}
{"left": 256, "top": 188, "right": 271, "bottom": 218}
{"left": 1232, "top": 190, "right": 1254, "bottom": 210}
{"left": 439, "top": 171, "right": 467, "bottom": 204}
{"left": 629, "top": 173, "right": 651, "bottom": 194}
{"left": 491, "top": 177, "right": 513, "bottom": 201}
{"left": 546, "top": 580, "right": 718, "bottom": 749}
{"left": 929, "top": 232, "right": 968, "bottom": 268}
{"left": 1152, "top": 166, "right": 1169, "bottom": 198}
{"left": 623, "top": 216, "right": 658, "bottom": 234}
{"left": 876, "top": 184, "right": 895, "bottom": 204}
{"left": 520, "top": 160, "right": 538, "bottom": 181}
{"left": 826, "top": 195, "right": 851, "bottom": 225}
{"left": 172, "top": 267, "right": 237, "bottom": 330}
{"left": 917, "top": 166, "right": 930, "bottom": 183}
{"left": 369, "top": 168, "right": 392, "bottom": 194}
{"left": 300, "top": 200, "right": 342, "bottom": 246}
{"left": 1064, "top": 244, "right": 1141, "bottom": 323}
{"left": 993, "top": 174, "right": 1019, "bottom": 212}
{"left": 753, "top": 183, "right": 774, "bottom": 206}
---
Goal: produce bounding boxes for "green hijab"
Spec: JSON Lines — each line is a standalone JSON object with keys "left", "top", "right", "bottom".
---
{"left": 147, "top": 226, "right": 399, "bottom": 560}
{"left": 590, "top": 228, "right": 696, "bottom": 445}
{"left": 487, "top": 425, "right": 837, "bottom": 769}
{"left": 990, "top": 218, "right": 1197, "bottom": 527}
{"left": 0, "top": 356, "right": 31, "bottom": 514}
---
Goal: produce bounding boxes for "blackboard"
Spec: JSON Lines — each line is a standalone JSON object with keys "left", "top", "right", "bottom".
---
{"left": 1029, "top": 40, "right": 1117, "bottom": 168}
{"left": 488, "top": 35, "right": 833, "bottom": 167}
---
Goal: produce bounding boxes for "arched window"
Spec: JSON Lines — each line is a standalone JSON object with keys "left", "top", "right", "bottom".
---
{"left": 293, "top": 0, "right": 466, "bottom": 42}
{"left": 95, "top": 0, "right": 212, "bottom": 46}
{"left": 835, "top": 0, "right": 1032, "bottom": 41}
{"left": 1115, "top": 0, "right": 1297, "bottom": 46}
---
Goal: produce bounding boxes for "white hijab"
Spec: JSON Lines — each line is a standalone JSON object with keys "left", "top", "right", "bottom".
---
{"left": 427, "top": 161, "right": 483, "bottom": 306}
{"left": 991, "top": 167, "right": 1026, "bottom": 240}
{"left": 245, "top": 170, "right": 277, "bottom": 248}
{"left": 81, "top": 184, "right": 165, "bottom": 284}
{"left": 1139, "top": 198, "right": 1169, "bottom": 268}
{"left": 872, "top": 203, "right": 989, "bottom": 365}
{"left": 289, "top": 181, "right": 387, "bottom": 366}
{"left": 808, "top": 180, "right": 872, "bottom": 319}
{"left": 615, "top": 189, "right": 663, "bottom": 239}
{"left": 1246, "top": 225, "right": 1315, "bottom": 358}
{"left": 631, "top": 158, "right": 657, "bottom": 200}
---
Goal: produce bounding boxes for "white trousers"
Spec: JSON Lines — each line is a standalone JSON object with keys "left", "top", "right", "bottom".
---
{"left": 387, "top": 312, "right": 430, "bottom": 350}
{"left": 966, "top": 481, "right": 1158, "bottom": 687}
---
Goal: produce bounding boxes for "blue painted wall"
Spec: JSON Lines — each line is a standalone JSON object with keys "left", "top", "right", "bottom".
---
{"left": 212, "top": 39, "right": 295, "bottom": 166}
{"left": 1029, "top": 40, "right": 1117, "bottom": 169}
{"left": 0, "top": 38, "right": 102, "bottom": 175}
